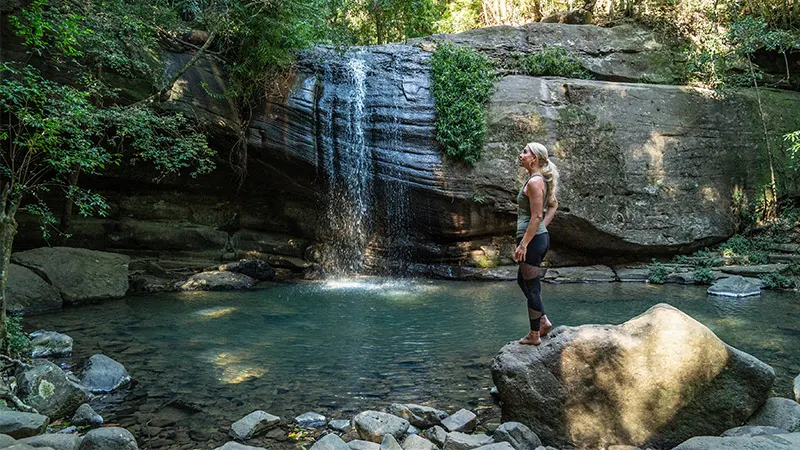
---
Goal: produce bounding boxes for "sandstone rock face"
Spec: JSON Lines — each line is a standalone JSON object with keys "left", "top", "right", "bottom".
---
{"left": 11, "top": 248, "right": 129, "bottom": 304}
{"left": 5, "top": 264, "right": 62, "bottom": 314}
{"left": 491, "top": 304, "right": 775, "bottom": 449}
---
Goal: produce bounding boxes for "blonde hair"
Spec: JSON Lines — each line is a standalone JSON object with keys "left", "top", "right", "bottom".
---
{"left": 525, "top": 142, "right": 559, "bottom": 205}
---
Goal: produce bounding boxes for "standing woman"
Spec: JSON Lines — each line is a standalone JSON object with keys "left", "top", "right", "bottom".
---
{"left": 514, "top": 142, "right": 559, "bottom": 345}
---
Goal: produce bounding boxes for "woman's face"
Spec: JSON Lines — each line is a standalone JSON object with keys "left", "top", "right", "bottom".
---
{"left": 518, "top": 147, "right": 537, "bottom": 169}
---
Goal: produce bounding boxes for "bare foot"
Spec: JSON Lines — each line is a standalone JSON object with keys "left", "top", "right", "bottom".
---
{"left": 540, "top": 315, "right": 553, "bottom": 337}
{"left": 519, "top": 331, "right": 541, "bottom": 345}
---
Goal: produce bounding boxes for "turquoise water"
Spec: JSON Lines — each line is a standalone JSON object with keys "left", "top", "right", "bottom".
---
{"left": 25, "top": 280, "right": 800, "bottom": 447}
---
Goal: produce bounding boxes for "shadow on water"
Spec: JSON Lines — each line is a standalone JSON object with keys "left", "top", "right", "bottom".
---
{"left": 24, "top": 280, "right": 800, "bottom": 447}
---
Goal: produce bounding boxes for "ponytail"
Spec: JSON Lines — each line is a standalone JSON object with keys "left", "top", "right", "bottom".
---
{"left": 525, "top": 142, "right": 559, "bottom": 205}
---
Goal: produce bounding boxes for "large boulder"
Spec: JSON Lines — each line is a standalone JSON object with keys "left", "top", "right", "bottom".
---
{"left": 11, "top": 248, "right": 129, "bottom": 304}
{"left": 79, "top": 354, "right": 131, "bottom": 393}
{"left": 0, "top": 412, "right": 48, "bottom": 439}
{"left": 14, "top": 360, "right": 89, "bottom": 420}
{"left": 5, "top": 264, "right": 62, "bottom": 314}
{"left": 491, "top": 303, "right": 775, "bottom": 449}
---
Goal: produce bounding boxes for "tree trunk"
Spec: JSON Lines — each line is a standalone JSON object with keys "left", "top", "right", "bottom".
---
{"left": 748, "top": 56, "right": 779, "bottom": 220}
{"left": 55, "top": 168, "right": 80, "bottom": 246}
{"left": 0, "top": 213, "right": 18, "bottom": 353}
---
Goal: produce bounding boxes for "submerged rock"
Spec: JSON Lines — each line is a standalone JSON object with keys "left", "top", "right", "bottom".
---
{"left": 14, "top": 360, "right": 89, "bottom": 420}
{"left": 78, "top": 427, "right": 137, "bottom": 450}
{"left": 179, "top": 271, "right": 255, "bottom": 291}
{"left": 671, "top": 432, "right": 800, "bottom": 449}
{"left": 230, "top": 411, "right": 280, "bottom": 440}
{"left": 79, "top": 354, "right": 131, "bottom": 393}
{"left": 707, "top": 275, "right": 762, "bottom": 297}
{"left": 29, "top": 331, "right": 73, "bottom": 359}
{"left": 746, "top": 397, "right": 800, "bottom": 432}
{"left": 11, "top": 247, "right": 129, "bottom": 304}
{"left": 354, "top": 411, "right": 410, "bottom": 443}
{"left": 0, "top": 412, "right": 48, "bottom": 439}
{"left": 491, "top": 303, "right": 775, "bottom": 449}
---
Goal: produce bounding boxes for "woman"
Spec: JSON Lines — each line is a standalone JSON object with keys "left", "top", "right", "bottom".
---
{"left": 514, "top": 142, "right": 559, "bottom": 345}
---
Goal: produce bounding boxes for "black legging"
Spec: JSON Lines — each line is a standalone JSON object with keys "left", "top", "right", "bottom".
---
{"left": 516, "top": 233, "right": 550, "bottom": 331}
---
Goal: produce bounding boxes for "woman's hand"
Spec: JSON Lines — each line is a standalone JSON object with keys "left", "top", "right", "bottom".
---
{"left": 514, "top": 243, "right": 527, "bottom": 263}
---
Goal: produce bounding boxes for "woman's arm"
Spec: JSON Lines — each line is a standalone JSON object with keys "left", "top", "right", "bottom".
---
{"left": 543, "top": 198, "right": 558, "bottom": 227}
{"left": 514, "top": 178, "right": 545, "bottom": 262}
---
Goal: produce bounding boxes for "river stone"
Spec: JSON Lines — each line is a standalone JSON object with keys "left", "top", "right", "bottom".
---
{"left": 71, "top": 404, "right": 103, "bottom": 428}
{"left": 380, "top": 434, "right": 402, "bottom": 450}
{"left": 179, "top": 271, "right": 255, "bottom": 291}
{"left": 11, "top": 248, "right": 129, "bottom": 304}
{"left": 347, "top": 440, "right": 380, "bottom": 450}
{"left": 0, "top": 412, "right": 48, "bottom": 439}
{"left": 542, "top": 266, "right": 615, "bottom": 283}
{"left": 79, "top": 354, "right": 131, "bottom": 393}
{"left": 77, "top": 427, "right": 137, "bottom": 450}
{"left": 422, "top": 427, "right": 447, "bottom": 448}
{"left": 492, "top": 422, "right": 541, "bottom": 450}
{"left": 6, "top": 264, "right": 62, "bottom": 314}
{"left": 329, "top": 419, "right": 352, "bottom": 432}
{"left": 671, "top": 432, "right": 800, "bottom": 449}
{"left": 310, "top": 434, "right": 350, "bottom": 450}
{"left": 388, "top": 404, "right": 448, "bottom": 428}
{"left": 440, "top": 410, "right": 476, "bottom": 433}
{"left": 442, "top": 432, "right": 493, "bottom": 450}
{"left": 707, "top": 275, "right": 762, "bottom": 297}
{"left": 295, "top": 412, "right": 326, "bottom": 428}
{"left": 722, "top": 425, "right": 788, "bottom": 437}
{"left": 614, "top": 267, "right": 650, "bottom": 282}
{"left": 29, "top": 331, "right": 72, "bottom": 359}
{"left": 794, "top": 374, "right": 799, "bottom": 403}
{"left": 0, "top": 434, "right": 16, "bottom": 447}
{"left": 354, "top": 411, "right": 410, "bottom": 443}
{"left": 746, "top": 397, "right": 800, "bottom": 432}
{"left": 491, "top": 303, "right": 775, "bottom": 449}
{"left": 401, "top": 435, "right": 437, "bottom": 450}
{"left": 14, "top": 360, "right": 89, "bottom": 420}
{"left": 219, "top": 260, "right": 275, "bottom": 281}
{"left": 18, "top": 434, "right": 80, "bottom": 450}
{"left": 230, "top": 411, "right": 280, "bottom": 440}
{"left": 214, "top": 443, "right": 267, "bottom": 450}
{"left": 473, "top": 443, "right": 514, "bottom": 450}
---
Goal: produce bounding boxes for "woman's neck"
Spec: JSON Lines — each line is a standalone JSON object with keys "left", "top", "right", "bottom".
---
{"left": 527, "top": 166, "right": 542, "bottom": 176}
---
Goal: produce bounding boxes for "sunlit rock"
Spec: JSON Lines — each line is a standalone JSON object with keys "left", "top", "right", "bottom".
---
{"left": 492, "top": 422, "right": 541, "bottom": 450}
{"left": 78, "top": 427, "right": 137, "bottom": 450}
{"left": 79, "top": 354, "right": 131, "bottom": 393}
{"left": 707, "top": 275, "right": 762, "bottom": 297}
{"left": 491, "top": 303, "right": 775, "bottom": 449}
{"left": 440, "top": 410, "right": 477, "bottom": 433}
{"left": 15, "top": 360, "right": 89, "bottom": 420}
{"left": 354, "top": 411, "right": 410, "bottom": 443}
{"left": 388, "top": 404, "right": 448, "bottom": 428}
{"left": 401, "top": 434, "right": 437, "bottom": 450}
{"left": 29, "top": 331, "right": 72, "bottom": 359}
{"left": 746, "top": 397, "right": 800, "bottom": 432}
{"left": 229, "top": 411, "right": 280, "bottom": 440}
{"left": 442, "top": 432, "right": 492, "bottom": 450}
{"left": 671, "top": 432, "right": 800, "bottom": 449}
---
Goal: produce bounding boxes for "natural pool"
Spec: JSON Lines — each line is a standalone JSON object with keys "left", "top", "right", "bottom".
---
{"left": 25, "top": 280, "right": 800, "bottom": 448}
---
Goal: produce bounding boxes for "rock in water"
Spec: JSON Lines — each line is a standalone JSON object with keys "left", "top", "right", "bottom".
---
{"left": 79, "top": 354, "right": 131, "bottom": 393}
{"left": 746, "top": 397, "right": 800, "bottom": 432}
{"left": 491, "top": 303, "right": 775, "bottom": 449}
{"left": 78, "top": 427, "right": 137, "bottom": 450}
{"left": 14, "top": 360, "right": 89, "bottom": 420}
{"left": 11, "top": 247, "right": 129, "bottom": 304}
{"left": 707, "top": 275, "right": 762, "bottom": 297}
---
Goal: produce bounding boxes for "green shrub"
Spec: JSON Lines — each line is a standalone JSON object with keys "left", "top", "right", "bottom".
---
{"left": 517, "top": 46, "right": 592, "bottom": 79}
{"left": 648, "top": 260, "right": 670, "bottom": 284}
{"left": 4, "top": 315, "right": 31, "bottom": 358}
{"left": 719, "top": 234, "right": 770, "bottom": 265}
{"left": 760, "top": 272, "right": 792, "bottom": 289}
{"left": 430, "top": 43, "right": 496, "bottom": 165}
{"left": 694, "top": 267, "right": 714, "bottom": 284}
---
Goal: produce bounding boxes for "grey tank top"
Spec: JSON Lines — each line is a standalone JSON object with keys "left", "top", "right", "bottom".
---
{"left": 516, "top": 174, "right": 548, "bottom": 239}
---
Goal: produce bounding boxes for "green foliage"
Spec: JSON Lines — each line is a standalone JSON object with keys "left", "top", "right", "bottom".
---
{"left": 693, "top": 267, "right": 714, "bottom": 285}
{"left": 516, "top": 46, "right": 592, "bottom": 79}
{"left": 4, "top": 315, "right": 31, "bottom": 358}
{"left": 719, "top": 234, "right": 770, "bottom": 265}
{"left": 787, "top": 130, "right": 800, "bottom": 173}
{"left": 760, "top": 272, "right": 792, "bottom": 289}
{"left": 430, "top": 43, "right": 496, "bottom": 165}
{"left": 647, "top": 260, "right": 670, "bottom": 284}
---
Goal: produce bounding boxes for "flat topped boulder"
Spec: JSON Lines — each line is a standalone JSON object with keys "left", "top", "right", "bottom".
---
{"left": 11, "top": 247, "right": 129, "bottom": 304}
{"left": 707, "top": 275, "right": 762, "bottom": 297}
{"left": 491, "top": 303, "right": 775, "bottom": 449}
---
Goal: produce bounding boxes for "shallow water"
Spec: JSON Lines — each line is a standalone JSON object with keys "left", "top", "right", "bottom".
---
{"left": 25, "top": 280, "right": 800, "bottom": 447}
